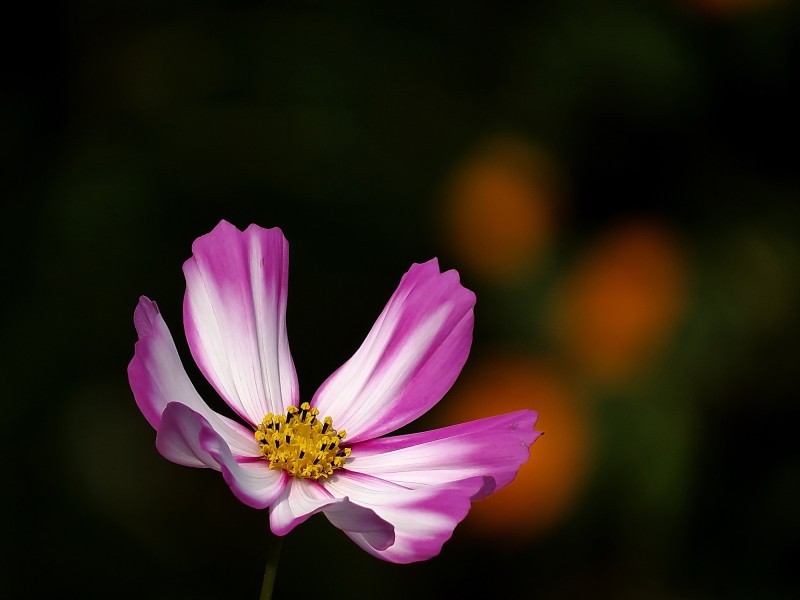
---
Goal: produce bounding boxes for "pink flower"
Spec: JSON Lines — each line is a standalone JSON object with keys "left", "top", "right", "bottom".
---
{"left": 128, "top": 220, "right": 540, "bottom": 563}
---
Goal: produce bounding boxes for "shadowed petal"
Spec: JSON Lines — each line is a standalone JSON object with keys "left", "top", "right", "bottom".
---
{"left": 128, "top": 296, "right": 258, "bottom": 458}
{"left": 321, "top": 470, "right": 486, "bottom": 563}
{"left": 183, "top": 220, "right": 299, "bottom": 426}
{"left": 157, "top": 402, "right": 286, "bottom": 509}
{"left": 312, "top": 260, "right": 475, "bottom": 443}
{"left": 347, "top": 410, "right": 541, "bottom": 500}
{"left": 269, "top": 478, "right": 394, "bottom": 551}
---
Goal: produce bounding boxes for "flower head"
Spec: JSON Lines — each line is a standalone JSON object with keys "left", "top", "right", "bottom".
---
{"left": 128, "top": 220, "right": 540, "bottom": 563}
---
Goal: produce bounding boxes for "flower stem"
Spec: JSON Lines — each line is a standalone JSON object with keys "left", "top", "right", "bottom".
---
{"left": 260, "top": 531, "right": 283, "bottom": 600}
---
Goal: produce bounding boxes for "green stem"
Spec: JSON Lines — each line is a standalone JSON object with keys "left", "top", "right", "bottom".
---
{"left": 260, "top": 532, "right": 283, "bottom": 600}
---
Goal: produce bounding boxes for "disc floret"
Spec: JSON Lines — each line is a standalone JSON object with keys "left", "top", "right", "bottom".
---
{"left": 255, "top": 402, "right": 350, "bottom": 479}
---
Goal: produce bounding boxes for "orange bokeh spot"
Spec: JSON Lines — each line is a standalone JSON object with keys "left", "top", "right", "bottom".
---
{"left": 552, "top": 220, "right": 687, "bottom": 383}
{"left": 681, "top": 0, "right": 784, "bottom": 16}
{"left": 441, "top": 137, "right": 560, "bottom": 282}
{"left": 442, "top": 359, "right": 590, "bottom": 540}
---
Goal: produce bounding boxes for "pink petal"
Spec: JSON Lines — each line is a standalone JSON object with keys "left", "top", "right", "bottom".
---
{"left": 347, "top": 410, "right": 541, "bottom": 500}
{"left": 183, "top": 220, "right": 299, "bottom": 426}
{"left": 269, "top": 478, "right": 394, "bottom": 551}
{"left": 321, "top": 470, "right": 486, "bottom": 563}
{"left": 312, "top": 260, "right": 475, "bottom": 443}
{"left": 157, "top": 402, "right": 286, "bottom": 509}
{"left": 128, "top": 296, "right": 258, "bottom": 458}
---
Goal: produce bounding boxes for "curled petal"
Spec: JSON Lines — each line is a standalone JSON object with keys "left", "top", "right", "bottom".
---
{"left": 183, "top": 220, "right": 299, "bottom": 426}
{"left": 156, "top": 402, "right": 286, "bottom": 509}
{"left": 313, "top": 260, "right": 475, "bottom": 442}
{"left": 269, "top": 478, "right": 394, "bottom": 551}
{"left": 128, "top": 296, "right": 258, "bottom": 457}
{"left": 321, "top": 471, "right": 486, "bottom": 563}
{"left": 347, "top": 410, "right": 541, "bottom": 499}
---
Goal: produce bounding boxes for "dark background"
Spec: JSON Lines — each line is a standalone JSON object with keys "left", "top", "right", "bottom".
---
{"left": 2, "top": 1, "right": 799, "bottom": 598}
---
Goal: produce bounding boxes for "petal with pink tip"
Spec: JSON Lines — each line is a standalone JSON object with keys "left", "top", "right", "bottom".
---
{"left": 157, "top": 402, "right": 286, "bottom": 509}
{"left": 321, "top": 470, "right": 486, "bottom": 563}
{"left": 128, "top": 296, "right": 258, "bottom": 458}
{"left": 347, "top": 410, "right": 541, "bottom": 499}
{"left": 312, "top": 260, "right": 475, "bottom": 443}
{"left": 183, "top": 220, "right": 299, "bottom": 426}
{"left": 269, "top": 478, "right": 394, "bottom": 550}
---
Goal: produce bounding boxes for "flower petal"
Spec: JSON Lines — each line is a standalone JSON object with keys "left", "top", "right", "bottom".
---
{"left": 157, "top": 402, "right": 286, "bottom": 508}
{"left": 183, "top": 220, "right": 299, "bottom": 426}
{"left": 128, "top": 296, "right": 258, "bottom": 457}
{"left": 322, "top": 499, "right": 395, "bottom": 552}
{"left": 322, "top": 470, "right": 486, "bottom": 563}
{"left": 269, "top": 478, "right": 394, "bottom": 551}
{"left": 347, "top": 410, "right": 541, "bottom": 500}
{"left": 312, "top": 259, "right": 475, "bottom": 442}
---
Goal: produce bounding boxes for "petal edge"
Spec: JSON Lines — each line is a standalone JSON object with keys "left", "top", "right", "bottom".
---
{"left": 347, "top": 410, "right": 541, "bottom": 500}
{"left": 156, "top": 402, "right": 286, "bottom": 508}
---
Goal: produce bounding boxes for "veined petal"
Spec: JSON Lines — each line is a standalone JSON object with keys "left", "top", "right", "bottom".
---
{"left": 183, "top": 220, "right": 299, "bottom": 426}
{"left": 128, "top": 296, "right": 258, "bottom": 458}
{"left": 269, "top": 478, "right": 394, "bottom": 551}
{"left": 157, "top": 402, "right": 286, "bottom": 509}
{"left": 312, "top": 260, "right": 475, "bottom": 442}
{"left": 347, "top": 410, "right": 541, "bottom": 500}
{"left": 322, "top": 471, "right": 485, "bottom": 563}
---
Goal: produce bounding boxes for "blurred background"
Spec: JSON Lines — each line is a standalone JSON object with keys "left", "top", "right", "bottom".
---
{"left": 2, "top": 0, "right": 799, "bottom": 598}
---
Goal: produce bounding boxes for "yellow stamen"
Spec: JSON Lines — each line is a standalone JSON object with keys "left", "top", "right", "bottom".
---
{"left": 255, "top": 402, "right": 351, "bottom": 479}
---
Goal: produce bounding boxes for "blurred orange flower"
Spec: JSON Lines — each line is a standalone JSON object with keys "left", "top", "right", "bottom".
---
{"left": 551, "top": 220, "right": 687, "bottom": 384}
{"left": 442, "top": 358, "right": 590, "bottom": 540}
{"left": 441, "top": 137, "right": 561, "bottom": 282}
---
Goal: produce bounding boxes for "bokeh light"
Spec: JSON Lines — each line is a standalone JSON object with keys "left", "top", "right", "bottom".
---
{"left": 549, "top": 220, "right": 688, "bottom": 384}
{"left": 440, "top": 136, "right": 560, "bottom": 283}
{"left": 682, "top": 0, "right": 785, "bottom": 17}
{"left": 442, "top": 358, "right": 590, "bottom": 540}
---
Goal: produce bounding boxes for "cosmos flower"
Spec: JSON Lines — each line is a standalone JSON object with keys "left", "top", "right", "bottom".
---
{"left": 128, "top": 220, "right": 540, "bottom": 563}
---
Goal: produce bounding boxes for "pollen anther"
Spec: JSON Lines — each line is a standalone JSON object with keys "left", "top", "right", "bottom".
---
{"left": 255, "top": 402, "right": 351, "bottom": 479}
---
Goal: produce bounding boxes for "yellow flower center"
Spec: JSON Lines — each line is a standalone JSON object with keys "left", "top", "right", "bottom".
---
{"left": 255, "top": 402, "right": 351, "bottom": 480}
